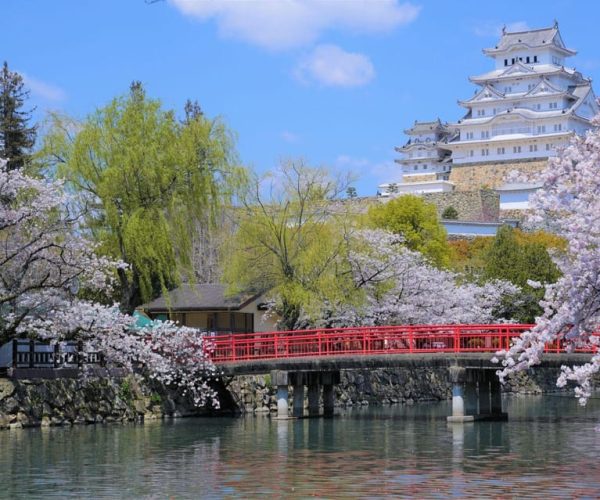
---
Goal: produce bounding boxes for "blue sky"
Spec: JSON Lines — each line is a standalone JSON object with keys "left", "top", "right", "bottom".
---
{"left": 3, "top": 0, "right": 599, "bottom": 195}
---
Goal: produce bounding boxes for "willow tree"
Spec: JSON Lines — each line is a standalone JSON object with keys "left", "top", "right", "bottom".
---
{"left": 42, "top": 84, "right": 245, "bottom": 312}
{"left": 223, "top": 160, "right": 355, "bottom": 330}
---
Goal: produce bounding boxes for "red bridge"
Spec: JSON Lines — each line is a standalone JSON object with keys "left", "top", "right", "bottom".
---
{"left": 207, "top": 323, "right": 593, "bottom": 364}
{"left": 207, "top": 324, "right": 594, "bottom": 422}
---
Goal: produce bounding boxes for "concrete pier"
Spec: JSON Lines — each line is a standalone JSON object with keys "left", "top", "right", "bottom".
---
{"left": 292, "top": 383, "right": 305, "bottom": 418}
{"left": 271, "top": 370, "right": 340, "bottom": 418}
{"left": 447, "top": 366, "right": 507, "bottom": 422}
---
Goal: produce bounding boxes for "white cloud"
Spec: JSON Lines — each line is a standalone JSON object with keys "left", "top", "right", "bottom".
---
{"left": 169, "top": 0, "right": 420, "bottom": 50}
{"left": 280, "top": 130, "right": 300, "bottom": 143}
{"left": 473, "top": 20, "right": 531, "bottom": 38}
{"left": 295, "top": 44, "right": 375, "bottom": 87}
{"left": 21, "top": 73, "right": 66, "bottom": 102}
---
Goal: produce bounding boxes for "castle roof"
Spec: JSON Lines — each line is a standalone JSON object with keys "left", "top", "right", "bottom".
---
{"left": 470, "top": 63, "right": 581, "bottom": 84}
{"left": 403, "top": 118, "right": 445, "bottom": 135}
{"left": 483, "top": 24, "right": 576, "bottom": 57}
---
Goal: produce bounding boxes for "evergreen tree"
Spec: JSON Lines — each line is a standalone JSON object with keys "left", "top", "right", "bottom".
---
{"left": 366, "top": 194, "right": 451, "bottom": 267}
{"left": 0, "top": 62, "right": 36, "bottom": 170}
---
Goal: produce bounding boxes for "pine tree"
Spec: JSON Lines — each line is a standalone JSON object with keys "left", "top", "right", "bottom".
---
{"left": 0, "top": 62, "right": 37, "bottom": 170}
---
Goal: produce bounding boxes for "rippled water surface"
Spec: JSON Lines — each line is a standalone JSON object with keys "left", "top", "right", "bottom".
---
{"left": 1, "top": 396, "right": 600, "bottom": 498}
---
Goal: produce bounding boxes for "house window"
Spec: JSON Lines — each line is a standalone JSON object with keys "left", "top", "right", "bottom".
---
{"left": 513, "top": 146, "right": 522, "bottom": 153}
{"left": 529, "top": 144, "right": 538, "bottom": 152}
{"left": 497, "top": 147, "right": 505, "bottom": 155}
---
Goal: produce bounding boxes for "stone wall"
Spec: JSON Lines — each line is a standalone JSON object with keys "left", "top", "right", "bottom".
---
{"left": 222, "top": 366, "right": 573, "bottom": 414}
{"left": 0, "top": 366, "right": 581, "bottom": 428}
{"left": 423, "top": 189, "right": 499, "bottom": 222}
{"left": 0, "top": 375, "right": 211, "bottom": 430}
{"left": 449, "top": 159, "right": 547, "bottom": 191}
{"left": 403, "top": 173, "right": 437, "bottom": 184}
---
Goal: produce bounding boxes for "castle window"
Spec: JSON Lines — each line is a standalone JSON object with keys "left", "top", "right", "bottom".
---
{"left": 513, "top": 146, "right": 522, "bottom": 153}
{"left": 526, "top": 56, "right": 530, "bottom": 63}
{"left": 477, "top": 109, "right": 486, "bottom": 117}
{"left": 554, "top": 123, "right": 562, "bottom": 131}
{"left": 497, "top": 147, "right": 505, "bottom": 155}
{"left": 413, "top": 165, "right": 418, "bottom": 170}
{"left": 481, "top": 148, "right": 489, "bottom": 156}
{"left": 480, "top": 130, "right": 489, "bottom": 139}
{"left": 469, "top": 150, "right": 474, "bottom": 157}
{"left": 504, "top": 59, "right": 508, "bottom": 66}
{"left": 535, "top": 103, "right": 541, "bottom": 110}
{"left": 549, "top": 102, "right": 558, "bottom": 109}
{"left": 529, "top": 144, "right": 538, "bottom": 152}
{"left": 546, "top": 143, "right": 553, "bottom": 151}
{"left": 511, "top": 58, "right": 515, "bottom": 65}
{"left": 537, "top": 125, "right": 546, "bottom": 133}
{"left": 534, "top": 55, "right": 538, "bottom": 63}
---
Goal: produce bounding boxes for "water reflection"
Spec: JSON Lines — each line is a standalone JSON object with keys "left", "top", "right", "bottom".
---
{"left": 0, "top": 396, "right": 599, "bottom": 498}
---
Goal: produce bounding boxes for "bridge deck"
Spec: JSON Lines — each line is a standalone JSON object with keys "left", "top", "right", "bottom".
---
{"left": 206, "top": 324, "right": 595, "bottom": 376}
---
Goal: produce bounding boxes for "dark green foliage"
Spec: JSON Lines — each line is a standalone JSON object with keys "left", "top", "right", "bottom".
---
{"left": 484, "top": 225, "right": 561, "bottom": 323}
{"left": 0, "top": 62, "right": 36, "bottom": 170}
{"left": 442, "top": 206, "right": 458, "bottom": 220}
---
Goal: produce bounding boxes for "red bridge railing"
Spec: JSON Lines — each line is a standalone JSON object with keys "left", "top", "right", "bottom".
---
{"left": 206, "top": 323, "right": 596, "bottom": 364}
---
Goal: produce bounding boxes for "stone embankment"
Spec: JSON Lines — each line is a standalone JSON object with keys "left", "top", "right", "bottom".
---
{"left": 0, "top": 365, "right": 577, "bottom": 428}
{"left": 223, "top": 366, "right": 570, "bottom": 414}
{"left": 0, "top": 375, "right": 207, "bottom": 430}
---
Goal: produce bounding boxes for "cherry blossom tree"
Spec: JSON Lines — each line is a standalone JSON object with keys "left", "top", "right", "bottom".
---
{"left": 497, "top": 118, "right": 600, "bottom": 404}
{"left": 0, "top": 159, "right": 219, "bottom": 407}
{"left": 294, "top": 229, "right": 518, "bottom": 328}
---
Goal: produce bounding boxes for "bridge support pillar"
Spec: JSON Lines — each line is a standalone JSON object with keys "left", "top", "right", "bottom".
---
{"left": 307, "top": 373, "right": 320, "bottom": 417}
{"left": 322, "top": 385, "right": 334, "bottom": 417}
{"left": 478, "top": 376, "right": 491, "bottom": 415}
{"left": 447, "top": 367, "right": 507, "bottom": 422}
{"left": 490, "top": 372, "right": 503, "bottom": 416}
{"left": 464, "top": 381, "right": 478, "bottom": 416}
{"left": 271, "top": 370, "right": 290, "bottom": 419}
{"left": 292, "top": 382, "right": 305, "bottom": 418}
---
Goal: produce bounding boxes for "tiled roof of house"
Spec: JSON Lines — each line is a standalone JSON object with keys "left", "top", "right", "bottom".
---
{"left": 141, "top": 283, "right": 260, "bottom": 312}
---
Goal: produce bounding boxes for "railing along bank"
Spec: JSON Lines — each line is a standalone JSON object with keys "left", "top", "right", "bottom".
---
{"left": 205, "top": 324, "right": 597, "bottom": 364}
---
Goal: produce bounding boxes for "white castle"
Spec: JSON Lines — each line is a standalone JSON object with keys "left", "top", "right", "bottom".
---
{"left": 380, "top": 22, "right": 599, "bottom": 195}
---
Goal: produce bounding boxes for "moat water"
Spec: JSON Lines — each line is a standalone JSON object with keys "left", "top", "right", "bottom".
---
{"left": 1, "top": 395, "right": 599, "bottom": 498}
